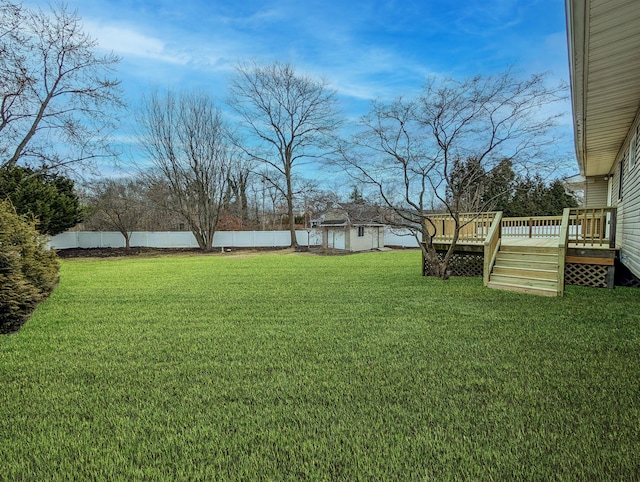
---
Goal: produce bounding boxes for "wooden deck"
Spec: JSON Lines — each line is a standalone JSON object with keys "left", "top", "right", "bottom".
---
{"left": 503, "top": 237, "right": 557, "bottom": 248}
{"left": 503, "top": 237, "right": 617, "bottom": 250}
{"left": 433, "top": 237, "right": 617, "bottom": 250}
{"left": 423, "top": 208, "right": 619, "bottom": 294}
{"left": 433, "top": 235, "right": 618, "bottom": 258}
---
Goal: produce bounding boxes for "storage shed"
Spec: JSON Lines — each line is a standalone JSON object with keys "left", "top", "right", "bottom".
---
{"left": 318, "top": 203, "right": 385, "bottom": 252}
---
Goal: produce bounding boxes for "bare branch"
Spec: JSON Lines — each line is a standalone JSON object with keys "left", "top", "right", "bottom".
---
{"left": 334, "top": 71, "right": 569, "bottom": 278}
{"left": 0, "top": 0, "right": 123, "bottom": 173}
{"left": 136, "top": 90, "right": 234, "bottom": 251}
{"left": 228, "top": 61, "right": 341, "bottom": 247}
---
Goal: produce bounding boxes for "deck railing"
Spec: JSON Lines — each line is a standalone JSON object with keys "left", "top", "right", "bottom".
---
{"left": 423, "top": 207, "right": 616, "bottom": 295}
{"left": 500, "top": 216, "right": 563, "bottom": 238}
{"left": 567, "top": 207, "right": 617, "bottom": 248}
{"left": 426, "top": 207, "right": 617, "bottom": 249}
{"left": 426, "top": 212, "right": 497, "bottom": 243}
{"left": 483, "top": 211, "right": 502, "bottom": 286}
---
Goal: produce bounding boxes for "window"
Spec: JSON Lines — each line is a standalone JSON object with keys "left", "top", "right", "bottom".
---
{"left": 357, "top": 226, "right": 365, "bottom": 237}
{"left": 631, "top": 124, "right": 640, "bottom": 170}
{"left": 618, "top": 151, "right": 626, "bottom": 201}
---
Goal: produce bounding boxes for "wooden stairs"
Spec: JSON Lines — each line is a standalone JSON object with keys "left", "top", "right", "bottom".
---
{"left": 487, "top": 243, "right": 561, "bottom": 296}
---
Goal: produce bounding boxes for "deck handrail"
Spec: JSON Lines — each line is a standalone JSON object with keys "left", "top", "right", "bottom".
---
{"left": 557, "top": 208, "right": 571, "bottom": 296}
{"left": 427, "top": 211, "right": 497, "bottom": 243}
{"left": 483, "top": 211, "right": 502, "bottom": 286}
{"left": 567, "top": 206, "right": 617, "bottom": 248}
{"left": 426, "top": 207, "right": 617, "bottom": 249}
{"left": 500, "top": 215, "right": 563, "bottom": 238}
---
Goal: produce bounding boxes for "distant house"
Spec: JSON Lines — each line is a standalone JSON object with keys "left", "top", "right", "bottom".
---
{"left": 566, "top": 0, "right": 640, "bottom": 280}
{"left": 318, "top": 203, "right": 385, "bottom": 252}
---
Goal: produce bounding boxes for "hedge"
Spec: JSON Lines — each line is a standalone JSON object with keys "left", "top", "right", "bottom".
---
{"left": 0, "top": 200, "right": 59, "bottom": 334}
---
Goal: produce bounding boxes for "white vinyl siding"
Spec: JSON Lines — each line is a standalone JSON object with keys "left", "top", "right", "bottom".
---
{"left": 612, "top": 109, "right": 640, "bottom": 277}
{"left": 619, "top": 153, "right": 640, "bottom": 276}
{"left": 584, "top": 178, "right": 609, "bottom": 207}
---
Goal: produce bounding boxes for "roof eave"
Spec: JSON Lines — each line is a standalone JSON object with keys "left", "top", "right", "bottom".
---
{"left": 566, "top": 0, "right": 588, "bottom": 176}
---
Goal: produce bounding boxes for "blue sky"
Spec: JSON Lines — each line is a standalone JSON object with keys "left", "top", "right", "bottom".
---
{"left": 25, "top": 0, "right": 575, "bottom": 176}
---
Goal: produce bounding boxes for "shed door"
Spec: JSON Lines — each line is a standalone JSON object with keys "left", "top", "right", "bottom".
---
{"left": 331, "top": 230, "right": 346, "bottom": 250}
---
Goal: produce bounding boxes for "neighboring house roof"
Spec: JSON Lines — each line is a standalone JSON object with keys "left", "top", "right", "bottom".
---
{"left": 319, "top": 203, "right": 385, "bottom": 226}
{"left": 563, "top": 173, "right": 586, "bottom": 191}
{"left": 566, "top": 0, "right": 640, "bottom": 177}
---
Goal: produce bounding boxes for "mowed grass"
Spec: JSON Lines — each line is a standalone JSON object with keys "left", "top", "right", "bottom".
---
{"left": 1, "top": 250, "right": 639, "bottom": 480}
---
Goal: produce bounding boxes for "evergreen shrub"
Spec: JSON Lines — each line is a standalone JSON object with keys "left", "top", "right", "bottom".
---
{"left": 0, "top": 200, "right": 59, "bottom": 334}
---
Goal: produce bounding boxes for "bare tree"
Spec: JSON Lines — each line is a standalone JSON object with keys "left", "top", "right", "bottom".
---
{"left": 222, "top": 157, "right": 254, "bottom": 228}
{"left": 339, "top": 71, "right": 566, "bottom": 278}
{"left": 228, "top": 61, "right": 341, "bottom": 248}
{"left": 298, "top": 184, "right": 341, "bottom": 226}
{"left": 137, "top": 90, "right": 234, "bottom": 251}
{"left": 0, "top": 1, "right": 123, "bottom": 172}
{"left": 86, "top": 177, "right": 147, "bottom": 249}
{"left": 255, "top": 168, "right": 284, "bottom": 229}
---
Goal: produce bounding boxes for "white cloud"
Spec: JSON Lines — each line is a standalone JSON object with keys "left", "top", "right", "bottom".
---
{"left": 84, "top": 20, "right": 191, "bottom": 65}
{"left": 307, "top": 51, "right": 436, "bottom": 103}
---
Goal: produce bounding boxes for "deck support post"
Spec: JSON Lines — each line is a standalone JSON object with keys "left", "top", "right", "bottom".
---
{"left": 557, "top": 208, "right": 571, "bottom": 296}
{"left": 606, "top": 265, "right": 616, "bottom": 289}
{"left": 609, "top": 209, "right": 617, "bottom": 248}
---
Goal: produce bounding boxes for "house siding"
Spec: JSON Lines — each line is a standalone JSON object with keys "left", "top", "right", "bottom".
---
{"left": 607, "top": 108, "right": 640, "bottom": 278}
{"left": 584, "top": 178, "right": 608, "bottom": 206}
{"left": 619, "top": 158, "right": 640, "bottom": 277}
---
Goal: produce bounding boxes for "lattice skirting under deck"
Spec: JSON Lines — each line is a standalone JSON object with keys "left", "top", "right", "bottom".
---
{"left": 423, "top": 252, "right": 629, "bottom": 289}
{"left": 423, "top": 251, "right": 484, "bottom": 277}
{"left": 565, "top": 263, "right": 609, "bottom": 288}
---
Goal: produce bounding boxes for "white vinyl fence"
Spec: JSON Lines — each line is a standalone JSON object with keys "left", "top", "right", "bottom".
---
{"left": 49, "top": 227, "right": 422, "bottom": 250}
{"left": 383, "top": 227, "right": 421, "bottom": 248}
{"left": 49, "top": 230, "right": 324, "bottom": 250}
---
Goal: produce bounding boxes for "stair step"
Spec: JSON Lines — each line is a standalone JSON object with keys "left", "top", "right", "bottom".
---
{"left": 486, "top": 241, "right": 563, "bottom": 296}
{"left": 494, "top": 258, "right": 558, "bottom": 270}
{"left": 497, "top": 251, "right": 558, "bottom": 260}
{"left": 492, "top": 265, "right": 558, "bottom": 280}
{"left": 487, "top": 281, "right": 559, "bottom": 297}
{"left": 500, "top": 242, "right": 559, "bottom": 252}
{"left": 489, "top": 273, "right": 558, "bottom": 290}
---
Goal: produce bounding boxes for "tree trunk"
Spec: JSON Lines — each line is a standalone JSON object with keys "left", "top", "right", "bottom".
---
{"left": 287, "top": 200, "right": 297, "bottom": 248}
{"left": 285, "top": 166, "right": 298, "bottom": 248}
{"left": 422, "top": 242, "right": 443, "bottom": 278}
{"left": 206, "top": 217, "right": 216, "bottom": 252}
{"left": 192, "top": 229, "right": 207, "bottom": 251}
{"left": 421, "top": 225, "right": 454, "bottom": 280}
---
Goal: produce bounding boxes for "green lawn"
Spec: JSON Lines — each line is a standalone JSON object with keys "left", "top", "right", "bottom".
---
{"left": 1, "top": 250, "right": 639, "bottom": 480}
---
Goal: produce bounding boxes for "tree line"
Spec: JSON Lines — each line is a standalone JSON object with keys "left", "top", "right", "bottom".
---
{"left": 1, "top": 0, "right": 578, "bottom": 278}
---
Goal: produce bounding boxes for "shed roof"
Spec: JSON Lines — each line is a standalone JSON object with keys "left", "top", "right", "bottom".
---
{"left": 319, "top": 203, "right": 385, "bottom": 226}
